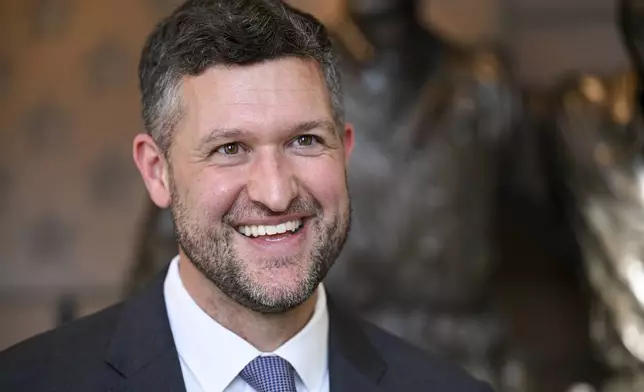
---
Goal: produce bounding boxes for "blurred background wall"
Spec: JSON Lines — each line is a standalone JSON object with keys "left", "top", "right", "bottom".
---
{"left": 422, "top": 0, "right": 628, "bottom": 86}
{"left": 0, "top": 0, "right": 635, "bottom": 390}
{"left": 0, "top": 0, "right": 177, "bottom": 350}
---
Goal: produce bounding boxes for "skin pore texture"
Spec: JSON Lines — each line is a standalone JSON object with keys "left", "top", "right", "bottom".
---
{"left": 133, "top": 57, "right": 354, "bottom": 351}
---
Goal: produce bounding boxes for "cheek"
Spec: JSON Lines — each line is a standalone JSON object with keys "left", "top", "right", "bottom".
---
{"left": 179, "top": 168, "right": 247, "bottom": 219}
{"left": 295, "top": 157, "right": 348, "bottom": 210}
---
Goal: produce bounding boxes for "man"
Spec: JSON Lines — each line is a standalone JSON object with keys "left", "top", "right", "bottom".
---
{"left": 125, "top": 1, "right": 516, "bottom": 387}
{"left": 0, "top": 1, "right": 492, "bottom": 391}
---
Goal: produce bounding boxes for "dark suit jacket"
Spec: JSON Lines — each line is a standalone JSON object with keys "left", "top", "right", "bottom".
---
{"left": 0, "top": 271, "right": 493, "bottom": 392}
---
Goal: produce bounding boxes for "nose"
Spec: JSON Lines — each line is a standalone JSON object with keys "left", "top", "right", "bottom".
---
{"left": 246, "top": 149, "right": 297, "bottom": 212}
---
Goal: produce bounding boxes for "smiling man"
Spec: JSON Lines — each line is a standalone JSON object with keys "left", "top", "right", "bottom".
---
{"left": 155, "top": 58, "right": 351, "bottom": 321}
{"left": 0, "top": 1, "right": 492, "bottom": 391}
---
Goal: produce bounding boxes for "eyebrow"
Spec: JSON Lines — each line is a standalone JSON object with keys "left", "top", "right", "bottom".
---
{"left": 197, "top": 119, "right": 337, "bottom": 150}
{"left": 287, "top": 119, "right": 337, "bottom": 137}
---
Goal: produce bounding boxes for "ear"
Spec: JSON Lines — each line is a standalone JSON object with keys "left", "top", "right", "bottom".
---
{"left": 133, "top": 133, "right": 172, "bottom": 208}
{"left": 342, "top": 123, "right": 355, "bottom": 165}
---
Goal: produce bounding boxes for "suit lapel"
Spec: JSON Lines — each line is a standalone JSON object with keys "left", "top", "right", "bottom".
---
{"left": 327, "top": 298, "right": 387, "bottom": 392}
{"left": 104, "top": 269, "right": 186, "bottom": 392}
{"left": 102, "top": 271, "right": 388, "bottom": 392}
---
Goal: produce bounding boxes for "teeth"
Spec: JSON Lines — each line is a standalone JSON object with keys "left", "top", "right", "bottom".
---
{"left": 238, "top": 219, "right": 302, "bottom": 237}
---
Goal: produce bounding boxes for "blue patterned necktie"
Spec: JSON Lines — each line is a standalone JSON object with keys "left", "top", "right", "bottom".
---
{"left": 240, "top": 355, "right": 297, "bottom": 392}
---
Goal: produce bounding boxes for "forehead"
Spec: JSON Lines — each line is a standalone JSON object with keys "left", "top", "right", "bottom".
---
{"left": 178, "top": 57, "right": 333, "bottom": 136}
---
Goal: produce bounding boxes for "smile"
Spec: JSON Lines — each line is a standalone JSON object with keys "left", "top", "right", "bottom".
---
{"left": 237, "top": 219, "right": 303, "bottom": 238}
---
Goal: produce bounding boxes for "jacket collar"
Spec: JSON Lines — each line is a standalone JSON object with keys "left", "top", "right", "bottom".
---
{"left": 104, "top": 268, "right": 387, "bottom": 391}
{"left": 104, "top": 268, "right": 185, "bottom": 391}
{"left": 327, "top": 296, "right": 387, "bottom": 391}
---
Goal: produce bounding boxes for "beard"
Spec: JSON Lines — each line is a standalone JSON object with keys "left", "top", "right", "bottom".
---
{"left": 170, "top": 181, "right": 350, "bottom": 314}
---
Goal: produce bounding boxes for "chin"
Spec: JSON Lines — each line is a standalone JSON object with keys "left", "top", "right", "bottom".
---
{"left": 238, "top": 288, "right": 314, "bottom": 314}
{"left": 238, "top": 266, "right": 318, "bottom": 313}
{"left": 253, "top": 268, "right": 314, "bottom": 296}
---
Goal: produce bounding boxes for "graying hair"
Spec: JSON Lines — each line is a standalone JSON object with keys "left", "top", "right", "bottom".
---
{"left": 138, "top": 0, "right": 344, "bottom": 154}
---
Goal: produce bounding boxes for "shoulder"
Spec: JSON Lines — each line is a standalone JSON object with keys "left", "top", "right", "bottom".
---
{"left": 0, "top": 301, "right": 124, "bottom": 391}
{"left": 361, "top": 320, "right": 493, "bottom": 391}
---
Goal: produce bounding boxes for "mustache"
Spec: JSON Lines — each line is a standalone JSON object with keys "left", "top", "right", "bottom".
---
{"left": 223, "top": 196, "right": 322, "bottom": 224}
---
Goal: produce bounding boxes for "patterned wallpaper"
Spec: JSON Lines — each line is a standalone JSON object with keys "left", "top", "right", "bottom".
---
{"left": 0, "top": 0, "right": 183, "bottom": 350}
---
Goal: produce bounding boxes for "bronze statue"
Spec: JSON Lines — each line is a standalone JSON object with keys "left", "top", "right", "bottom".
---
{"left": 553, "top": 1, "right": 644, "bottom": 390}
{"left": 320, "top": 0, "right": 521, "bottom": 389}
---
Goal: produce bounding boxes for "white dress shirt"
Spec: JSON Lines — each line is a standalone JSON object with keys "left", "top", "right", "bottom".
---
{"left": 164, "top": 256, "right": 330, "bottom": 392}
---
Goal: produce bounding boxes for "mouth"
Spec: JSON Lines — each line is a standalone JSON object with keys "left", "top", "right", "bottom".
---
{"left": 237, "top": 219, "right": 304, "bottom": 238}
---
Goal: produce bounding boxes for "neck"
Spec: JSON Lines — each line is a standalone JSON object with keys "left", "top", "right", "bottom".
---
{"left": 177, "top": 253, "right": 317, "bottom": 352}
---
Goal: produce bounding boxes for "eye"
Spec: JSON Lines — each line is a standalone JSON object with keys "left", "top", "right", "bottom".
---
{"left": 215, "top": 143, "right": 240, "bottom": 155}
{"left": 294, "top": 135, "right": 317, "bottom": 147}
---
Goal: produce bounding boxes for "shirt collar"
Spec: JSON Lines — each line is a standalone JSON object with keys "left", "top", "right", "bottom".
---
{"left": 274, "top": 277, "right": 328, "bottom": 391}
{"left": 164, "top": 256, "right": 329, "bottom": 392}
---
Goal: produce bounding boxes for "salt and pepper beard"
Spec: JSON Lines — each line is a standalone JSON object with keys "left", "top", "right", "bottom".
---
{"left": 169, "top": 177, "right": 351, "bottom": 314}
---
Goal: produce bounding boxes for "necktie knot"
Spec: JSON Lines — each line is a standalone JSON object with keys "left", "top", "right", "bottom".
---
{"left": 240, "top": 355, "right": 297, "bottom": 392}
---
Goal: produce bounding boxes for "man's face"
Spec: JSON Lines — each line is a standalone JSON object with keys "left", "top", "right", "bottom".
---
{"left": 168, "top": 58, "right": 353, "bottom": 313}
